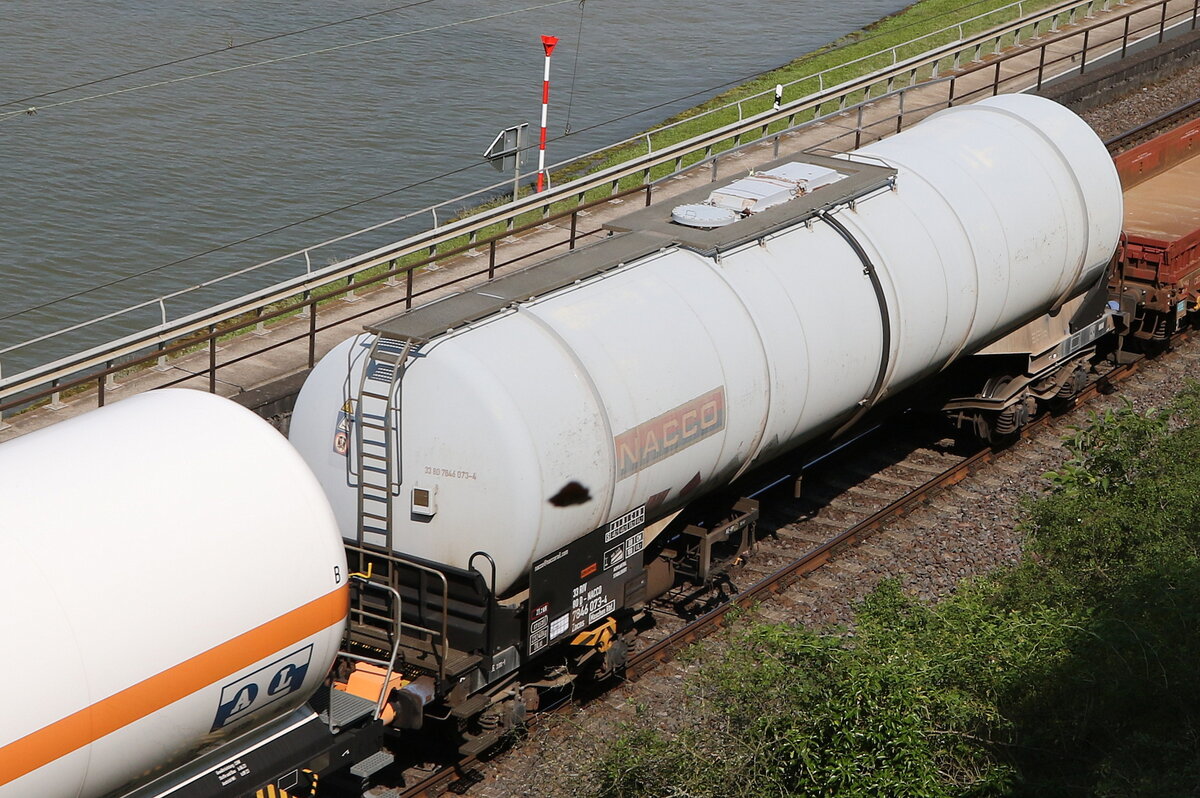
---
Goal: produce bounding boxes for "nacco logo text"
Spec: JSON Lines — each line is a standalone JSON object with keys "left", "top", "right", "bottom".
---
{"left": 614, "top": 387, "right": 726, "bottom": 479}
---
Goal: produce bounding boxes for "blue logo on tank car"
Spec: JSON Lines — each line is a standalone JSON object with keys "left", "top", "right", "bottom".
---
{"left": 211, "top": 645, "right": 313, "bottom": 730}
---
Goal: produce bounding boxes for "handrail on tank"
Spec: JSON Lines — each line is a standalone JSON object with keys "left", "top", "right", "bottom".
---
{"left": 469, "top": 551, "right": 499, "bottom": 656}
{"left": 468, "top": 551, "right": 497, "bottom": 597}
{"left": 396, "top": 557, "right": 451, "bottom": 682}
{"left": 338, "top": 574, "right": 405, "bottom": 722}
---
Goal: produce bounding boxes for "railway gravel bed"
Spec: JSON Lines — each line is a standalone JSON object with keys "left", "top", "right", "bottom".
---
{"left": 375, "top": 79, "right": 1200, "bottom": 798}
{"left": 457, "top": 331, "right": 1200, "bottom": 798}
{"left": 1078, "top": 58, "right": 1200, "bottom": 139}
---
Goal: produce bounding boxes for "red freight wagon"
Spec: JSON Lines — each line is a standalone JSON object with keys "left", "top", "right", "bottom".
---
{"left": 1112, "top": 119, "right": 1200, "bottom": 340}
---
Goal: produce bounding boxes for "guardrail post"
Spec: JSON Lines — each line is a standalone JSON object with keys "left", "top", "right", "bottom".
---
{"left": 993, "top": 61, "right": 1002, "bottom": 94}
{"left": 307, "top": 293, "right": 317, "bottom": 368}
{"left": 0, "top": 363, "right": 9, "bottom": 433}
{"left": 1122, "top": 14, "right": 1130, "bottom": 56}
{"left": 856, "top": 105, "right": 865, "bottom": 147}
{"left": 569, "top": 211, "right": 578, "bottom": 251}
{"left": 48, "top": 379, "right": 66, "bottom": 411}
{"left": 1080, "top": 28, "right": 1090, "bottom": 73}
{"left": 1159, "top": 0, "right": 1167, "bottom": 41}
{"left": 896, "top": 90, "right": 905, "bottom": 134}
{"left": 488, "top": 240, "right": 498, "bottom": 278}
{"left": 1036, "top": 44, "right": 1047, "bottom": 88}
{"left": 103, "top": 361, "right": 121, "bottom": 397}
{"left": 208, "top": 326, "right": 217, "bottom": 393}
{"left": 385, "top": 258, "right": 399, "bottom": 288}
{"left": 253, "top": 307, "right": 269, "bottom": 337}
{"left": 98, "top": 363, "right": 110, "bottom": 408}
{"left": 406, "top": 268, "right": 414, "bottom": 310}
{"left": 1193, "top": 0, "right": 1198, "bottom": 29}
{"left": 153, "top": 342, "right": 171, "bottom": 372}
{"left": 343, "top": 273, "right": 361, "bottom": 303}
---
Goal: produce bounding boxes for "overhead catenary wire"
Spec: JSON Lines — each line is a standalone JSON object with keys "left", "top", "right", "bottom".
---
{"left": 0, "top": 67, "right": 786, "bottom": 324}
{"left": 0, "top": 158, "right": 496, "bottom": 324}
{"left": 0, "top": 0, "right": 579, "bottom": 122}
{"left": 0, "top": 0, "right": 1026, "bottom": 318}
{"left": 0, "top": 0, "right": 444, "bottom": 111}
{"left": 562, "top": 0, "right": 587, "bottom": 135}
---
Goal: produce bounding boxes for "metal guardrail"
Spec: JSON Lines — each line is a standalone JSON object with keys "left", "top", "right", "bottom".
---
{"left": 2, "top": 0, "right": 1195, "bottom": 423}
{"left": 0, "top": 0, "right": 1119, "bottom": 372}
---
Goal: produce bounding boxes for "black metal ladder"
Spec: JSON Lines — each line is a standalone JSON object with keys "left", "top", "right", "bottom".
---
{"left": 352, "top": 336, "right": 413, "bottom": 551}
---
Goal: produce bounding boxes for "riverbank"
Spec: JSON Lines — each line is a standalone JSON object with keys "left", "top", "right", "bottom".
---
{"left": 551, "top": 0, "right": 1069, "bottom": 185}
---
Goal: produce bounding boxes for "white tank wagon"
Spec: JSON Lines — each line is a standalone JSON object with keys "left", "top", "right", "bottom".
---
{"left": 291, "top": 94, "right": 1122, "bottom": 599}
{"left": 0, "top": 390, "right": 349, "bottom": 798}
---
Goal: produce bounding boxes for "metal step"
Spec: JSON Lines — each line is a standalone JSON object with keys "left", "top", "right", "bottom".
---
{"left": 397, "top": 636, "right": 482, "bottom": 679}
{"left": 320, "top": 687, "right": 376, "bottom": 731}
{"left": 450, "top": 692, "right": 491, "bottom": 720}
{"left": 459, "top": 730, "right": 503, "bottom": 758}
{"left": 351, "top": 750, "right": 395, "bottom": 779}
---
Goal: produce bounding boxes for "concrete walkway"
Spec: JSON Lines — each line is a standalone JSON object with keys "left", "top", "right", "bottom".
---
{"left": 2, "top": 0, "right": 1190, "bottom": 442}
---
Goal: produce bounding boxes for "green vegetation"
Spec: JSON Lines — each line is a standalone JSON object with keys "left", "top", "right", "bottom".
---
{"left": 344, "top": 0, "right": 1087, "bottom": 302}
{"left": 592, "top": 386, "right": 1200, "bottom": 797}
{"left": 15, "top": 0, "right": 1089, "bottom": 410}
{"left": 549, "top": 0, "right": 1081, "bottom": 190}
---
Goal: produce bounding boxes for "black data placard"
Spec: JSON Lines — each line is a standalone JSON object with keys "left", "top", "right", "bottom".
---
{"left": 527, "top": 506, "right": 646, "bottom": 655}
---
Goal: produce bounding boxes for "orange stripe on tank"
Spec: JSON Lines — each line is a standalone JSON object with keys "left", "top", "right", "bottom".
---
{"left": 0, "top": 585, "right": 349, "bottom": 788}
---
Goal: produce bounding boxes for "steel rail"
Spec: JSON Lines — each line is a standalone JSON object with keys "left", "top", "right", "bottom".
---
{"left": 1104, "top": 94, "right": 1200, "bottom": 149}
{"left": 392, "top": 356, "right": 1147, "bottom": 798}
{"left": 342, "top": 102, "right": 1200, "bottom": 796}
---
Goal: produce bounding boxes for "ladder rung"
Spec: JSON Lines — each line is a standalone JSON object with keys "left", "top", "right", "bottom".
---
{"left": 361, "top": 465, "right": 389, "bottom": 476}
{"left": 362, "top": 511, "right": 389, "bottom": 522}
{"left": 362, "top": 493, "right": 390, "bottom": 504}
{"left": 361, "top": 451, "right": 388, "bottom": 462}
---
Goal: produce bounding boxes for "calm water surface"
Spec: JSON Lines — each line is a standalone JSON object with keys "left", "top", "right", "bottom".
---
{"left": 0, "top": 0, "right": 910, "bottom": 371}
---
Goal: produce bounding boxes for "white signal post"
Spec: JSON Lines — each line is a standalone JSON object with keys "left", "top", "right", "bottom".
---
{"left": 537, "top": 35, "right": 558, "bottom": 193}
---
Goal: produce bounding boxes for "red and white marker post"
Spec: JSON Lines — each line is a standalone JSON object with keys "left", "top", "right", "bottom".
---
{"left": 537, "top": 34, "right": 558, "bottom": 193}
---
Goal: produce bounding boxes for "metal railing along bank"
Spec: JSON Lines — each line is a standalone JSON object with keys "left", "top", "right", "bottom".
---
{"left": 1, "top": 0, "right": 1194, "bottom": 424}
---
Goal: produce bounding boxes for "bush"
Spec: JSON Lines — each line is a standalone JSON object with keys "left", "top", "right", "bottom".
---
{"left": 590, "top": 385, "right": 1200, "bottom": 797}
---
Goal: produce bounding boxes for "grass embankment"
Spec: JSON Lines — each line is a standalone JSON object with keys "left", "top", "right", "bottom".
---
{"left": 25, "top": 0, "right": 1077, "bottom": 407}
{"left": 327, "top": 0, "right": 1076, "bottom": 305}
{"left": 355, "top": 0, "right": 1077, "bottom": 290}
{"left": 591, "top": 388, "right": 1200, "bottom": 797}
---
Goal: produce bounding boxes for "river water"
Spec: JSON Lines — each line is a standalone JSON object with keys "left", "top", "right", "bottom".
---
{"left": 0, "top": 0, "right": 911, "bottom": 373}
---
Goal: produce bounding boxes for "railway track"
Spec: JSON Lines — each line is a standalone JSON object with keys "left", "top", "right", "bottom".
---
{"left": 1104, "top": 95, "right": 1200, "bottom": 151}
{"left": 386, "top": 360, "right": 1143, "bottom": 798}
{"left": 371, "top": 103, "right": 1200, "bottom": 798}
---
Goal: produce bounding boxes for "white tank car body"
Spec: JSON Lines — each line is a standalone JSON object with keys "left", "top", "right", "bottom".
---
{"left": 0, "top": 390, "right": 349, "bottom": 798}
{"left": 290, "top": 95, "right": 1122, "bottom": 595}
